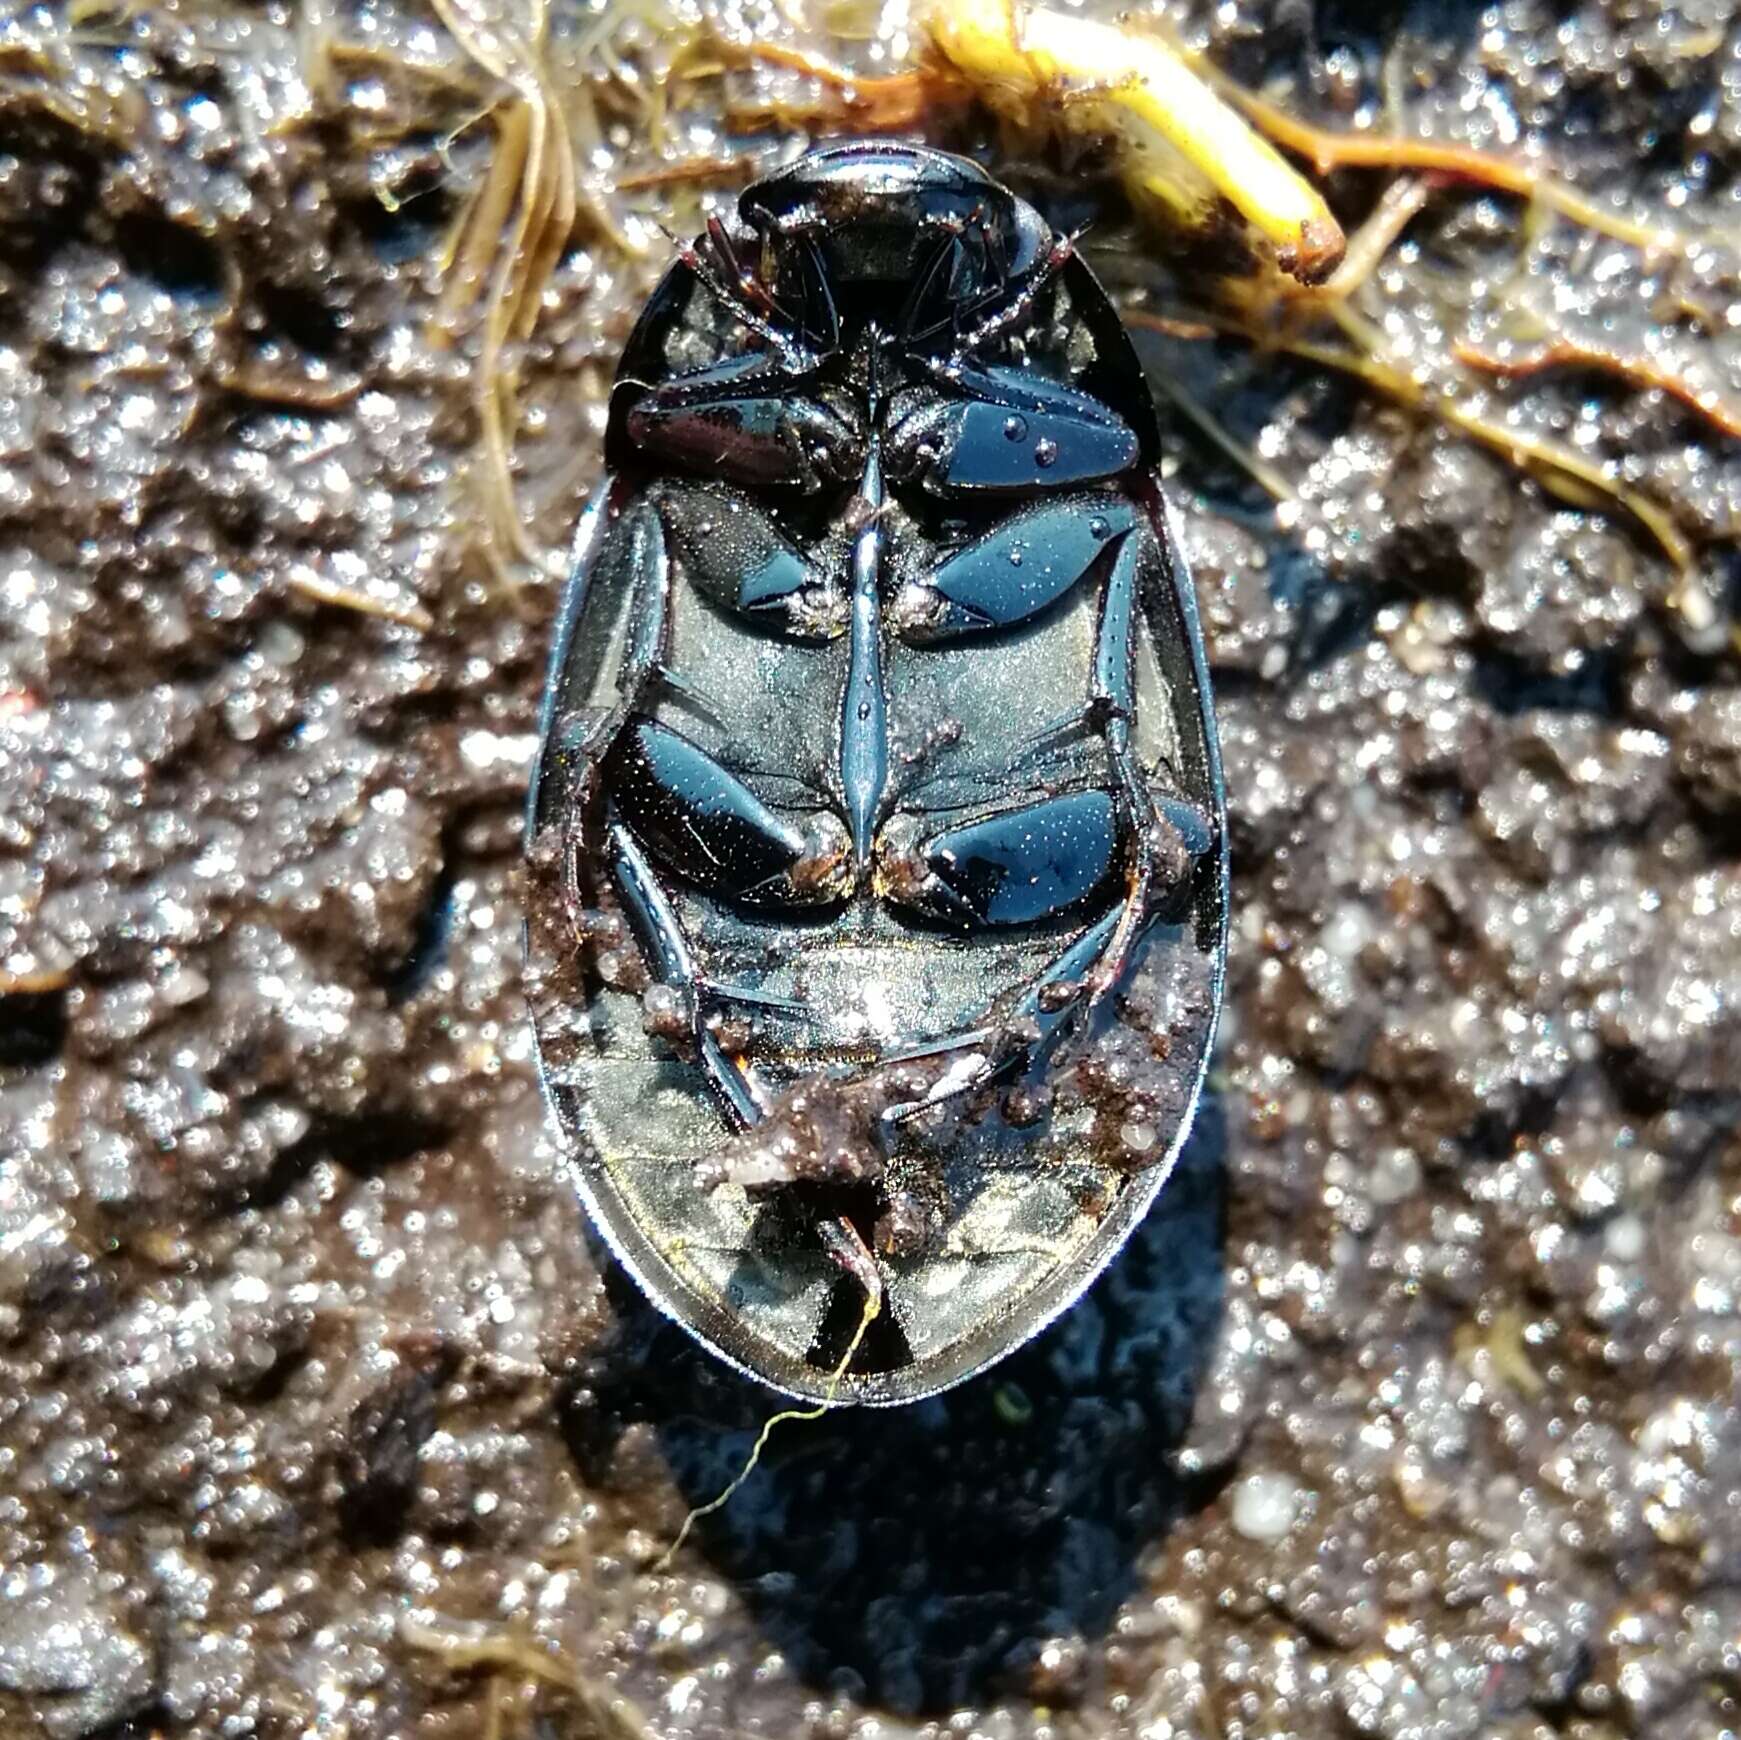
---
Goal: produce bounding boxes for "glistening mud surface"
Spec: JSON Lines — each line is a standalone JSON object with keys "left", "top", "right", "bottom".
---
{"left": 3, "top": 1, "right": 1741, "bottom": 1736}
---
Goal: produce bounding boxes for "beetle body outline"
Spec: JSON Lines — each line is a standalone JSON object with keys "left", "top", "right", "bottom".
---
{"left": 528, "top": 142, "right": 1228, "bottom": 1405}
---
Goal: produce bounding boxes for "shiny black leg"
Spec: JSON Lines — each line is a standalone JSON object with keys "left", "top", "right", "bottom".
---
{"left": 884, "top": 362, "right": 1140, "bottom": 497}
{"left": 874, "top": 789, "right": 1121, "bottom": 930}
{"left": 621, "top": 354, "right": 864, "bottom": 491}
{"left": 606, "top": 718, "right": 852, "bottom": 909}
{"left": 554, "top": 499, "right": 672, "bottom": 936}
{"left": 1079, "top": 527, "right": 1214, "bottom": 998}
{"left": 879, "top": 907, "right": 1123, "bottom": 1121}
{"left": 656, "top": 483, "right": 845, "bottom": 640}
{"left": 892, "top": 493, "right": 1138, "bottom": 640}
{"left": 608, "top": 820, "right": 765, "bottom": 1129}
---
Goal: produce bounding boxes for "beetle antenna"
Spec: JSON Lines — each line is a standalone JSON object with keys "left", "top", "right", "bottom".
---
{"left": 955, "top": 223, "right": 1085, "bottom": 359}
{"left": 671, "top": 226, "right": 814, "bottom": 372}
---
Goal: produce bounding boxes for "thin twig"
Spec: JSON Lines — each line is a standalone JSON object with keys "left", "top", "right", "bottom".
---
{"left": 1454, "top": 336, "right": 1741, "bottom": 443}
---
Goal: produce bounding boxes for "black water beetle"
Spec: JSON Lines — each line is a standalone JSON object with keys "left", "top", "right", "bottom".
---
{"left": 527, "top": 142, "right": 1227, "bottom": 1405}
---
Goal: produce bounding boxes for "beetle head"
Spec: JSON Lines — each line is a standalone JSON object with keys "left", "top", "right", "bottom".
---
{"left": 741, "top": 143, "right": 1049, "bottom": 353}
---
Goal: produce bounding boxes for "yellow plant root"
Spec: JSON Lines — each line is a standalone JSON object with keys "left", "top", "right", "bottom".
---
{"left": 923, "top": 0, "right": 1346, "bottom": 282}
{"left": 716, "top": 3, "right": 1344, "bottom": 279}
{"left": 721, "top": 38, "right": 947, "bottom": 131}
{"left": 285, "top": 568, "right": 436, "bottom": 632}
{"left": 1287, "top": 175, "right": 1432, "bottom": 307}
{"left": 402, "top": 1615, "right": 653, "bottom": 1740}
{"left": 652, "top": 1276, "right": 881, "bottom": 1574}
{"left": 1320, "top": 304, "right": 1696, "bottom": 579}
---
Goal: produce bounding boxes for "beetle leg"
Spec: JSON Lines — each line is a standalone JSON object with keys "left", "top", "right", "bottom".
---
{"left": 789, "top": 230, "right": 841, "bottom": 356}
{"left": 1079, "top": 525, "right": 1215, "bottom": 1000}
{"left": 656, "top": 483, "right": 847, "bottom": 640}
{"left": 551, "top": 498, "right": 675, "bottom": 942}
{"left": 607, "top": 718, "right": 854, "bottom": 909}
{"left": 884, "top": 364, "right": 1139, "bottom": 497}
{"left": 956, "top": 227, "right": 1081, "bottom": 358}
{"left": 874, "top": 788, "right": 1121, "bottom": 930}
{"left": 619, "top": 354, "right": 866, "bottom": 493}
{"left": 897, "top": 213, "right": 972, "bottom": 349}
{"left": 891, "top": 495, "right": 1138, "bottom": 639}
{"left": 673, "top": 229, "right": 815, "bottom": 373}
{"left": 817, "top": 1213, "right": 886, "bottom": 1315}
{"left": 891, "top": 221, "right": 1077, "bottom": 361}
{"left": 608, "top": 820, "right": 767, "bottom": 1129}
{"left": 879, "top": 906, "right": 1122, "bottom": 1121}
{"left": 881, "top": 526, "right": 1214, "bottom": 1113}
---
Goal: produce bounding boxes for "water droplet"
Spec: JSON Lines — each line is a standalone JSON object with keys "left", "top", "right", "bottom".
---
{"left": 1089, "top": 516, "right": 1109, "bottom": 539}
{"left": 1007, "top": 547, "right": 1024, "bottom": 568}
{"left": 1003, "top": 414, "right": 1027, "bottom": 441}
{"left": 1034, "top": 437, "right": 1058, "bottom": 468}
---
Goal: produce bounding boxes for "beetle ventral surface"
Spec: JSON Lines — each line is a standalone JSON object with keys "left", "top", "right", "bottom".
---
{"left": 527, "top": 142, "right": 1228, "bottom": 1404}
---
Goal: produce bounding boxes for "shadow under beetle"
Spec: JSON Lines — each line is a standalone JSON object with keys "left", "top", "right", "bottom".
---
{"left": 527, "top": 142, "right": 1228, "bottom": 1405}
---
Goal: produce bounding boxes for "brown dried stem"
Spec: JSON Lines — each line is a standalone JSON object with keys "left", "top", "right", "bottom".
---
{"left": 1125, "top": 303, "right": 1697, "bottom": 581}
{"left": 1210, "top": 74, "right": 1695, "bottom": 258}
{"left": 1453, "top": 336, "right": 1741, "bottom": 444}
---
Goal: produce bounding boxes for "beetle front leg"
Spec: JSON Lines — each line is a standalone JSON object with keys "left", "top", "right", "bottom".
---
{"left": 885, "top": 364, "right": 1139, "bottom": 497}
{"left": 615, "top": 354, "right": 865, "bottom": 492}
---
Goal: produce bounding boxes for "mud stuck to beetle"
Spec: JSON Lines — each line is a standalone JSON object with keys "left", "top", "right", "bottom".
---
{"left": 527, "top": 144, "right": 1227, "bottom": 1403}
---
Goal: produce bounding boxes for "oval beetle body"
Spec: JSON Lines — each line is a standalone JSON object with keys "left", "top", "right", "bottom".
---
{"left": 528, "top": 143, "right": 1228, "bottom": 1405}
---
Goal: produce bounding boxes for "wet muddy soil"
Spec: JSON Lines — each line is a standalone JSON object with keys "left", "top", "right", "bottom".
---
{"left": 3, "top": 0, "right": 1741, "bottom": 1736}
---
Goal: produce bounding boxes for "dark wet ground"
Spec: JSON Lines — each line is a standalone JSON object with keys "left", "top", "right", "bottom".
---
{"left": 4, "top": 0, "right": 1741, "bottom": 1735}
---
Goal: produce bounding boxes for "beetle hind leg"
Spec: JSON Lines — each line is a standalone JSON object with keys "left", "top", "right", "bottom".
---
{"left": 606, "top": 718, "right": 855, "bottom": 910}
{"left": 608, "top": 820, "right": 769, "bottom": 1129}
{"left": 1079, "top": 523, "right": 1215, "bottom": 1001}
{"left": 874, "top": 789, "right": 1122, "bottom": 931}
